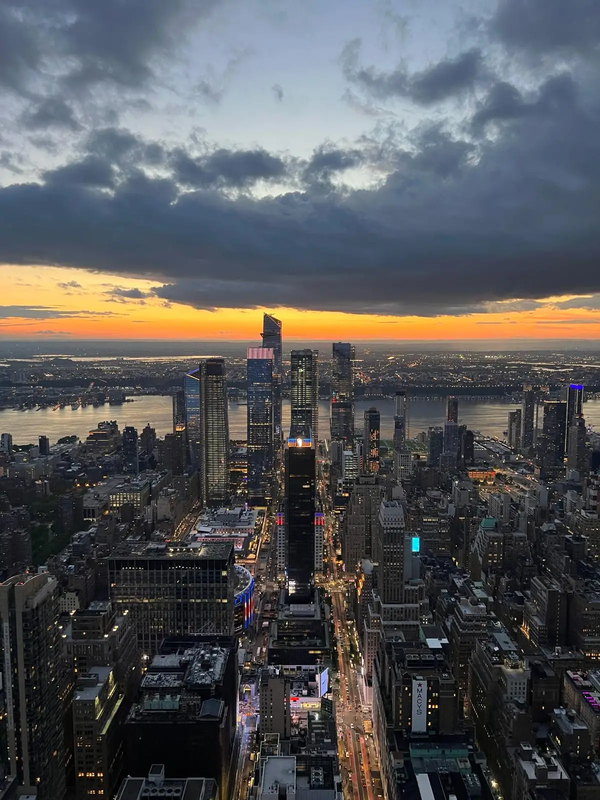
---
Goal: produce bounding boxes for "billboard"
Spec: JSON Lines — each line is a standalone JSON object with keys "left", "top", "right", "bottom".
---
{"left": 412, "top": 679, "right": 427, "bottom": 733}
{"left": 319, "top": 667, "right": 329, "bottom": 697}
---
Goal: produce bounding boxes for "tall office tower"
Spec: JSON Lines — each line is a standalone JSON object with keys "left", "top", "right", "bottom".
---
{"left": 122, "top": 425, "right": 139, "bottom": 474}
{"left": 262, "top": 314, "right": 283, "bottom": 441}
{"left": 428, "top": 428, "right": 444, "bottom": 467}
{"left": 157, "top": 432, "right": 185, "bottom": 476}
{"left": 140, "top": 423, "right": 156, "bottom": 455}
{"left": 108, "top": 542, "right": 235, "bottom": 656}
{"left": 285, "top": 427, "right": 317, "bottom": 601}
{"left": 201, "top": 358, "right": 230, "bottom": 506}
{"left": 522, "top": 386, "right": 536, "bottom": 451}
{"left": 537, "top": 400, "right": 567, "bottom": 478}
{"left": 566, "top": 384, "right": 585, "bottom": 453}
{"left": 290, "top": 349, "right": 319, "bottom": 442}
{"left": 375, "top": 500, "right": 412, "bottom": 604}
{"left": 447, "top": 396, "right": 459, "bottom": 423}
{"left": 363, "top": 407, "right": 381, "bottom": 474}
{"left": 185, "top": 366, "right": 202, "bottom": 467}
{"left": 0, "top": 574, "right": 66, "bottom": 800}
{"left": 443, "top": 420, "right": 460, "bottom": 455}
{"left": 568, "top": 416, "right": 589, "bottom": 475}
{"left": 173, "top": 388, "right": 187, "bottom": 433}
{"left": 73, "top": 667, "right": 126, "bottom": 800}
{"left": 186, "top": 361, "right": 230, "bottom": 506}
{"left": 508, "top": 409, "right": 522, "bottom": 450}
{"left": 331, "top": 342, "right": 355, "bottom": 445}
{"left": 393, "top": 391, "right": 407, "bottom": 451}
{"left": 247, "top": 347, "right": 274, "bottom": 504}
{"left": 342, "top": 475, "right": 385, "bottom": 569}
{"left": 38, "top": 435, "right": 50, "bottom": 456}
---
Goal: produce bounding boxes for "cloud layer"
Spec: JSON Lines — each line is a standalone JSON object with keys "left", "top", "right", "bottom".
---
{"left": 0, "top": 0, "right": 600, "bottom": 319}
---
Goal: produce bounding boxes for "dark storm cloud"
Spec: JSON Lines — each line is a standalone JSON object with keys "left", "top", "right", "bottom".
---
{"left": 341, "top": 40, "right": 486, "bottom": 105}
{"left": 471, "top": 74, "right": 578, "bottom": 131}
{"left": 171, "top": 148, "right": 288, "bottom": 188}
{"left": 302, "top": 146, "right": 364, "bottom": 186}
{"left": 492, "top": 0, "right": 600, "bottom": 54}
{"left": 0, "top": 0, "right": 222, "bottom": 101}
{"left": 21, "top": 97, "right": 82, "bottom": 132}
{"left": 107, "top": 287, "right": 151, "bottom": 300}
{"left": 44, "top": 156, "right": 116, "bottom": 189}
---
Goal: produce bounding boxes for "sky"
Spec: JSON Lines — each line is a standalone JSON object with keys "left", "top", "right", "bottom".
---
{"left": 1, "top": 0, "right": 600, "bottom": 341}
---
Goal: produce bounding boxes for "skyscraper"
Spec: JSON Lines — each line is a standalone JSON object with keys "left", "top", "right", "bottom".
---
{"left": 428, "top": 428, "right": 444, "bottom": 467}
{"left": 122, "top": 426, "right": 139, "bottom": 474}
{"left": 184, "top": 366, "right": 202, "bottom": 467}
{"left": 393, "top": 391, "right": 407, "bottom": 451}
{"left": 285, "top": 427, "right": 317, "bottom": 601}
{"left": 447, "top": 397, "right": 459, "bottom": 423}
{"left": 567, "top": 416, "right": 588, "bottom": 475}
{"left": 443, "top": 420, "right": 460, "bottom": 455}
{"left": 363, "top": 407, "right": 380, "bottom": 474}
{"left": 184, "top": 360, "right": 230, "bottom": 506}
{"left": 173, "top": 389, "right": 186, "bottom": 433}
{"left": 0, "top": 573, "right": 67, "bottom": 800}
{"left": 261, "top": 314, "right": 283, "bottom": 441}
{"left": 290, "top": 349, "right": 319, "bottom": 442}
{"left": 522, "top": 386, "right": 536, "bottom": 451}
{"left": 247, "top": 347, "right": 274, "bottom": 504}
{"left": 537, "top": 400, "right": 567, "bottom": 478}
{"left": 566, "top": 384, "right": 584, "bottom": 453}
{"left": 331, "top": 342, "right": 355, "bottom": 445}
{"left": 201, "top": 358, "right": 229, "bottom": 506}
{"left": 108, "top": 542, "right": 235, "bottom": 656}
{"left": 508, "top": 409, "right": 522, "bottom": 450}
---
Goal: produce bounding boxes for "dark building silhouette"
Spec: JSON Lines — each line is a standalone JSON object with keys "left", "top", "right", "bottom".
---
{"left": 285, "top": 427, "right": 317, "bottom": 602}
{"left": 122, "top": 426, "right": 139, "bottom": 474}
{"left": 247, "top": 347, "right": 274, "bottom": 504}
{"left": 447, "top": 396, "right": 459, "bottom": 423}
{"left": 331, "top": 342, "right": 355, "bottom": 446}
{"left": 261, "top": 313, "right": 283, "bottom": 443}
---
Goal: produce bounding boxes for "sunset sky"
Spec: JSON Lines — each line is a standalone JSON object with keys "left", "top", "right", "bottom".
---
{"left": 0, "top": 0, "right": 599, "bottom": 341}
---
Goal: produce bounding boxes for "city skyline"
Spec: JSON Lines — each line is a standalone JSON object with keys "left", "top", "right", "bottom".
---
{"left": 0, "top": 0, "right": 600, "bottom": 340}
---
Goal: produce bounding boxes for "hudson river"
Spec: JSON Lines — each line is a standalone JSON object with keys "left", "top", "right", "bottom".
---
{"left": 2, "top": 396, "right": 600, "bottom": 445}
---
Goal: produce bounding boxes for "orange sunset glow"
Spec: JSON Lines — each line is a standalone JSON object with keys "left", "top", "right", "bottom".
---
{"left": 2, "top": 265, "right": 600, "bottom": 341}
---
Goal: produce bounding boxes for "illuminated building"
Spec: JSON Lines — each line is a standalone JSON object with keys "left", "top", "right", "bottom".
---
{"left": 342, "top": 475, "right": 385, "bottom": 569}
{"left": 73, "top": 666, "right": 126, "bottom": 800}
{"left": 507, "top": 408, "right": 522, "bottom": 450}
{"left": 184, "top": 360, "right": 230, "bottom": 506}
{"left": 173, "top": 388, "right": 186, "bottom": 433}
{"left": 363, "top": 407, "right": 380, "bottom": 474}
{"left": 331, "top": 342, "right": 354, "bottom": 446}
{"left": 247, "top": 347, "right": 275, "bottom": 504}
{"left": 262, "top": 313, "right": 283, "bottom": 442}
{"left": 290, "top": 350, "right": 319, "bottom": 442}
{"left": 108, "top": 542, "right": 235, "bottom": 656}
{"left": 260, "top": 672, "right": 291, "bottom": 738}
{"left": 568, "top": 415, "right": 589, "bottom": 475}
{"left": 447, "top": 396, "right": 459, "bottom": 423}
{"left": 536, "top": 400, "right": 567, "bottom": 478}
{"left": 566, "top": 383, "right": 585, "bottom": 452}
{"left": 234, "top": 564, "right": 255, "bottom": 633}
{"left": 522, "top": 386, "right": 536, "bottom": 451}
{"left": 284, "top": 427, "right": 317, "bottom": 601}
{"left": 0, "top": 573, "right": 66, "bottom": 800}
{"left": 122, "top": 426, "right": 139, "bottom": 474}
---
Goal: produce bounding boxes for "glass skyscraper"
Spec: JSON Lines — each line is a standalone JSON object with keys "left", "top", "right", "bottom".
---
{"left": 566, "top": 383, "right": 584, "bottom": 454}
{"left": 290, "top": 349, "right": 319, "bottom": 441}
{"left": 331, "top": 342, "right": 355, "bottom": 445}
{"left": 184, "top": 359, "right": 229, "bottom": 506}
{"left": 285, "top": 428, "right": 317, "bottom": 602}
{"left": 363, "top": 407, "right": 380, "bottom": 474}
{"left": 247, "top": 347, "right": 274, "bottom": 504}
{"left": 261, "top": 314, "right": 283, "bottom": 441}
